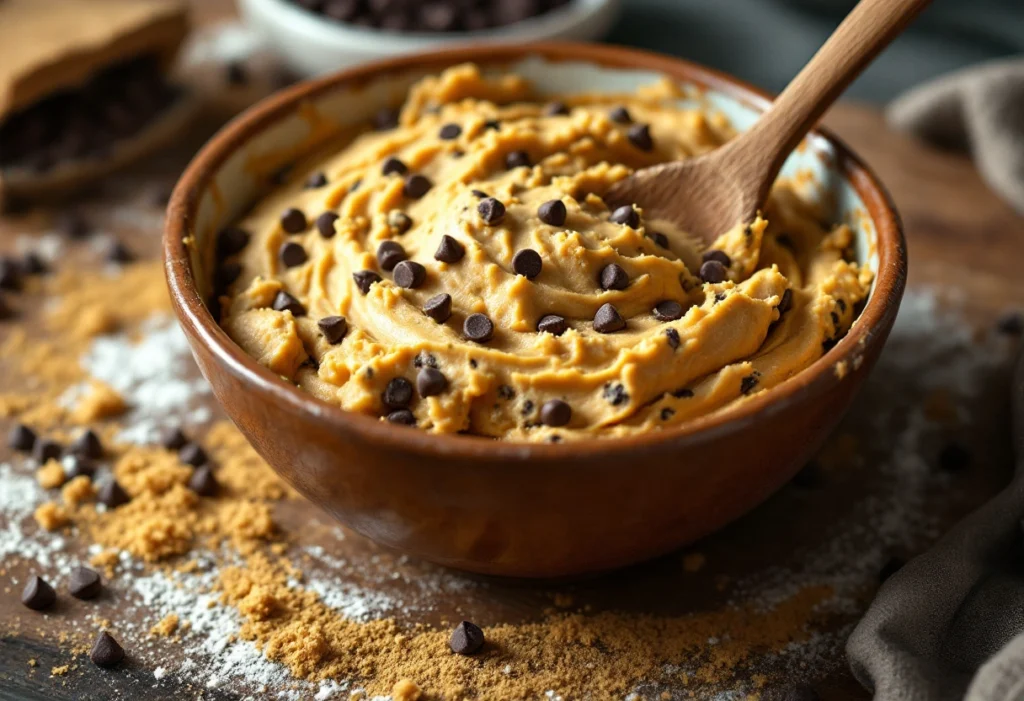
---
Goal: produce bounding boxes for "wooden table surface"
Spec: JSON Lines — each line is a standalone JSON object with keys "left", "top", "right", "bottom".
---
{"left": 1, "top": 3, "right": 1023, "bottom": 700}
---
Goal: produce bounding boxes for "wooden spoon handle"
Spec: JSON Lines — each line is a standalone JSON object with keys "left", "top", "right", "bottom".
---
{"left": 724, "top": 0, "right": 933, "bottom": 202}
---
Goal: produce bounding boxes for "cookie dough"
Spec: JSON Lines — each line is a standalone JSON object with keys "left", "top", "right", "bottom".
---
{"left": 213, "top": 64, "right": 874, "bottom": 442}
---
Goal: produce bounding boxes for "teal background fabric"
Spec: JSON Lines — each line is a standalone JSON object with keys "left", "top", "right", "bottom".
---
{"left": 608, "top": 0, "right": 1024, "bottom": 102}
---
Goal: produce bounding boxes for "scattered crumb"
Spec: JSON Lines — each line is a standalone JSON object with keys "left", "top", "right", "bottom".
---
{"left": 33, "top": 502, "right": 69, "bottom": 531}
{"left": 36, "top": 460, "right": 66, "bottom": 489}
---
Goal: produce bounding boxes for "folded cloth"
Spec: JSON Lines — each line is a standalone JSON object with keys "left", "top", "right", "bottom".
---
{"left": 887, "top": 57, "right": 1024, "bottom": 214}
{"left": 847, "top": 348, "right": 1024, "bottom": 701}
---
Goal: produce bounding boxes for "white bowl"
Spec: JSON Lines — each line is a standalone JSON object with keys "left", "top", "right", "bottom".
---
{"left": 238, "top": 0, "right": 622, "bottom": 77}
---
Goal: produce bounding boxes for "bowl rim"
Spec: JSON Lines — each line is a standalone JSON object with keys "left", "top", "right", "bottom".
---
{"left": 164, "top": 40, "right": 907, "bottom": 462}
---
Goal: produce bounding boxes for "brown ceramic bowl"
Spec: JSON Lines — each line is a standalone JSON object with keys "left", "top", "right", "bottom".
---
{"left": 164, "top": 42, "right": 906, "bottom": 578}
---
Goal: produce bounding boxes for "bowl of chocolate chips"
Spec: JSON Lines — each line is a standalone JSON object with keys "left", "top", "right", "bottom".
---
{"left": 238, "top": 0, "right": 621, "bottom": 77}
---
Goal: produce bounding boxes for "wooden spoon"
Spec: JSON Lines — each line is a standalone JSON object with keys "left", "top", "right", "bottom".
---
{"left": 605, "top": 0, "right": 933, "bottom": 247}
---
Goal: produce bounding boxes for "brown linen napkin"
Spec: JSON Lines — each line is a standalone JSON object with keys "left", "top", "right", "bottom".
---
{"left": 887, "top": 57, "right": 1024, "bottom": 214}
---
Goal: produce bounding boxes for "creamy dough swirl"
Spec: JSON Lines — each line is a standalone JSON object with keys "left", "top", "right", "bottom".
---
{"left": 215, "top": 64, "right": 874, "bottom": 442}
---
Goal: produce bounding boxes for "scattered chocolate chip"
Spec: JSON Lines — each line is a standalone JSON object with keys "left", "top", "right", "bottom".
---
{"left": 377, "top": 241, "right": 407, "bottom": 271}
{"left": 0, "top": 294, "right": 13, "bottom": 321}
{"left": 22, "top": 252, "right": 48, "bottom": 275}
{"left": 483, "top": 119, "right": 500, "bottom": 131}
{"left": 603, "top": 382, "right": 629, "bottom": 406}
{"left": 416, "top": 367, "right": 448, "bottom": 397}
{"left": 178, "top": 442, "right": 208, "bottom": 468}
{"left": 90, "top": 631, "right": 125, "bottom": 667}
{"left": 217, "top": 227, "right": 250, "bottom": 257}
{"left": 281, "top": 208, "right": 308, "bottom": 233}
{"left": 599, "top": 264, "right": 629, "bottom": 291}
{"left": 403, "top": 174, "right": 432, "bottom": 198}
{"left": 386, "top": 409, "right": 416, "bottom": 425}
{"left": 610, "top": 205, "right": 640, "bottom": 228}
{"left": 353, "top": 270, "right": 382, "bottom": 295}
{"left": 512, "top": 249, "right": 542, "bottom": 279}
{"left": 477, "top": 197, "right": 505, "bottom": 225}
{"left": 777, "top": 288, "right": 793, "bottom": 315}
{"left": 609, "top": 106, "right": 632, "bottom": 124}
{"left": 8, "top": 423, "right": 36, "bottom": 452}
{"left": 471, "top": 190, "right": 489, "bottom": 199}
{"left": 279, "top": 241, "right": 308, "bottom": 268}
{"left": 383, "top": 377, "right": 414, "bottom": 409}
{"left": 315, "top": 212, "right": 339, "bottom": 239}
{"left": 423, "top": 293, "right": 452, "bottom": 322}
{"left": 387, "top": 210, "right": 413, "bottom": 234}
{"left": 449, "top": 620, "right": 485, "bottom": 655}
{"left": 700, "top": 260, "right": 727, "bottom": 283}
{"left": 349, "top": 179, "right": 362, "bottom": 192}
{"left": 505, "top": 150, "right": 531, "bottom": 170}
{"left": 0, "top": 259, "right": 22, "bottom": 291}
{"left": 69, "top": 566, "right": 102, "bottom": 600}
{"left": 393, "top": 260, "right": 426, "bottom": 289}
{"left": 740, "top": 374, "right": 759, "bottom": 394}
{"left": 653, "top": 300, "right": 684, "bottom": 322}
{"left": 373, "top": 108, "right": 400, "bottom": 130}
{"left": 434, "top": 235, "right": 465, "bottom": 263}
{"left": 593, "top": 303, "right": 626, "bottom": 333}
{"left": 98, "top": 479, "right": 130, "bottom": 509}
{"left": 33, "top": 439, "right": 62, "bottom": 463}
{"left": 938, "top": 441, "right": 971, "bottom": 472}
{"left": 305, "top": 171, "right": 328, "bottom": 189}
{"left": 649, "top": 231, "right": 669, "bottom": 249}
{"left": 270, "top": 163, "right": 293, "bottom": 186}
{"left": 673, "top": 387, "right": 694, "bottom": 398}
{"left": 469, "top": 359, "right": 478, "bottom": 369}
{"left": 381, "top": 156, "right": 408, "bottom": 176}
{"left": 107, "top": 241, "right": 135, "bottom": 264}
{"left": 188, "top": 465, "right": 219, "bottom": 497}
{"left": 627, "top": 124, "right": 654, "bottom": 151}
{"left": 161, "top": 427, "right": 188, "bottom": 451}
{"left": 66, "top": 455, "right": 96, "bottom": 479}
{"left": 537, "top": 314, "right": 567, "bottom": 336}
{"left": 544, "top": 101, "right": 569, "bottom": 116}
{"left": 879, "top": 556, "right": 905, "bottom": 584}
{"left": 660, "top": 407, "right": 675, "bottom": 421}
{"left": 318, "top": 316, "right": 349, "bottom": 344}
{"left": 497, "top": 385, "right": 515, "bottom": 400}
{"left": 703, "top": 249, "right": 732, "bottom": 267}
{"left": 439, "top": 123, "right": 462, "bottom": 140}
{"left": 540, "top": 399, "right": 572, "bottom": 427}
{"left": 69, "top": 429, "right": 103, "bottom": 460}
{"left": 537, "top": 199, "right": 567, "bottom": 227}
{"left": 765, "top": 683, "right": 820, "bottom": 701}
{"left": 996, "top": 310, "right": 1023, "bottom": 335}
{"left": 21, "top": 575, "right": 56, "bottom": 610}
{"left": 216, "top": 261, "right": 242, "bottom": 290}
{"left": 225, "top": 60, "right": 248, "bottom": 86}
{"left": 272, "top": 290, "right": 306, "bottom": 316}
{"left": 57, "top": 211, "right": 91, "bottom": 239}
{"left": 463, "top": 313, "right": 494, "bottom": 343}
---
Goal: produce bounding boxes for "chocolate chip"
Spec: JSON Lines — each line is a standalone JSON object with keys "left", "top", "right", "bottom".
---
{"left": 393, "top": 260, "right": 426, "bottom": 289}
{"left": 57, "top": 211, "right": 91, "bottom": 239}
{"left": 179, "top": 442, "right": 208, "bottom": 468}
{"left": 90, "top": 631, "right": 125, "bottom": 667}
{"left": 305, "top": 171, "right": 328, "bottom": 189}
{"left": 188, "top": 465, "right": 219, "bottom": 497}
{"left": 540, "top": 399, "right": 572, "bottom": 427}
{"left": 938, "top": 441, "right": 971, "bottom": 472}
{"left": 21, "top": 576, "right": 56, "bottom": 610}
{"left": 416, "top": 367, "right": 448, "bottom": 397}
{"left": 386, "top": 409, "right": 416, "bottom": 425}
{"left": 161, "top": 427, "right": 188, "bottom": 451}
{"left": 672, "top": 387, "right": 694, "bottom": 398}
{"left": 69, "top": 429, "right": 103, "bottom": 460}
{"left": 777, "top": 288, "right": 793, "bottom": 315}
{"left": 740, "top": 374, "right": 759, "bottom": 394}
{"left": 279, "top": 242, "right": 308, "bottom": 268}
{"left": 463, "top": 313, "right": 494, "bottom": 343}
{"left": 505, "top": 150, "right": 531, "bottom": 169}
{"left": 216, "top": 261, "right": 242, "bottom": 290}
{"left": 512, "top": 249, "right": 542, "bottom": 279}
{"left": 653, "top": 300, "right": 684, "bottom": 322}
{"left": 8, "top": 423, "right": 36, "bottom": 452}
{"left": 470, "top": 190, "right": 489, "bottom": 199}
{"left": 879, "top": 556, "right": 905, "bottom": 584}
{"left": 477, "top": 197, "right": 505, "bottom": 225}
{"left": 281, "top": 208, "right": 308, "bottom": 234}
{"left": 66, "top": 455, "right": 96, "bottom": 479}
{"left": 423, "top": 293, "right": 452, "bottom": 322}
{"left": 403, "top": 174, "right": 432, "bottom": 198}
{"left": 700, "top": 260, "right": 727, "bottom": 283}
{"left": 483, "top": 119, "right": 501, "bottom": 131}
{"left": 22, "top": 252, "right": 48, "bottom": 275}
{"left": 610, "top": 205, "right": 640, "bottom": 228}
{"left": 603, "top": 382, "right": 629, "bottom": 406}
{"left": 650, "top": 231, "right": 669, "bottom": 249}
{"left": 434, "top": 235, "right": 465, "bottom": 263}
{"left": 0, "top": 259, "right": 22, "bottom": 291}
{"left": 537, "top": 199, "right": 567, "bottom": 227}
{"left": 449, "top": 620, "right": 485, "bottom": 655}
{"left": 387, "top": 210, "right": 413, "bottom": 235}
{"left": 599, "top": 264, "right": 629, "bottom": 291}
{"left": 316, "top": 212, "right": 339, "bottom": 239}
{"left": 660, "top": 407, "right": 675, "bottom": 421}
{"left": 226, "top": 60, "right": 248, "bottom": 86}
{"left": 383, "top": 377, "right": 414, "bottom": 409}
{"left": 33, "top": 439, "right": 62, "bottom": 463}
{"left": 439, "top": 123, "right": 462, "bottom": 140}
{"left": 498, "top": 385, "right": 515, "bottom": 400}
{"left": 609, "top": 106, "right": 632, "bottom": 124}
{"left": 628, "top": 124, "right": 654, "bottom": 151}
{"left": 0, "top": 295, "right": 13, "bottom": 321}
{"left": 377, "top": 241, "right": 407, "bottom": 271}
{"left": 69, "top": 566, "right": 102, "bottom": 599}
{"left": 349, "top": 179, "right": 362, "bottom": 192}
{"left": 702, "top": 249, "right": 731, "bottom": 267}
{"left": 270, "top": 290, "right": 305, "bottom": 316}
{"left": 544, "top": 101, "right": 570, "bottom": 116}
{"left": 593, "top": 303, "right": 625, "bottom": 333}
{"left": 537, "top": 314, "right": 567, "bottom": 336}
{"left": 374, "top": 108, "right": 400, "bottom": 130}
{"left": 318, "top": 316, "right": 349, "bottom": 344}
{"left": 98, "top": 479, "right": 130, "bottom": 509}
{"left": 353, "top": 270, "right": 382, "bottom": 295}
{"left": 996, "top": 310, "right": 1023, "bottom": 335}
{"left": 107, "top": 241, "right": 135, "bottom": 264}
{"left": 382, "top": 156, "right": 408, "bottom": 176}
{"left": 217, "top": 227, "right": 250, "bottom": 257}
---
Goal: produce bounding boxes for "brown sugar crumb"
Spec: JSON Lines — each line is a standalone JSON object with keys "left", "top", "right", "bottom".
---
{"left": 150, "top": 614, "right": 180, "bottom": 637}
{"left": 70, "top": 306, "right": 119, "bottom": 339}
{"left": 70, "top": 381, "right": 127, "bottom": 423}
{"left": 238, "top": 585, "right": 279, "bottom": 621}
{"left": 36, "top": 460, "right": 66, "bottom": 489}
{"left": 50, "top": 665, "right": 69, "bottom": 676}
{"left": 34, "top": 502, "right": 69, "bottom": 531}
{"left": 62, "top": 475, "right": 96, "bottom": 508}
{"left": 392, "top": 679, "right": 422, "bottom": 701}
